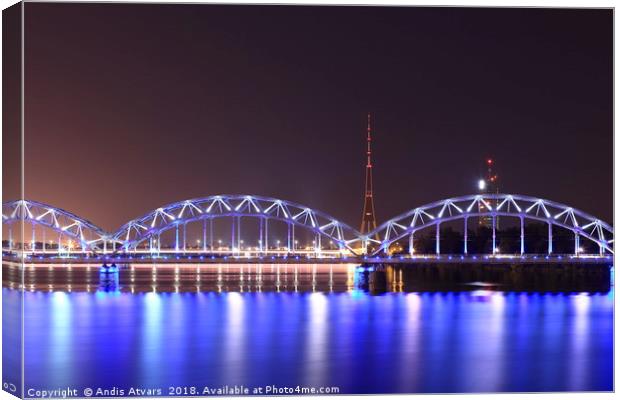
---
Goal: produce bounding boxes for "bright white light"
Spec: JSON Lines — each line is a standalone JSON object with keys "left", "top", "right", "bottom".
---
{"left": 478, "top": 179, "right": 486, "bottom": 190}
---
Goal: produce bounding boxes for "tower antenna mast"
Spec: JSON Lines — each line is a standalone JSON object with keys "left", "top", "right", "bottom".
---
{"left": 360, "top": 113, "right": 378, "bottom": 237}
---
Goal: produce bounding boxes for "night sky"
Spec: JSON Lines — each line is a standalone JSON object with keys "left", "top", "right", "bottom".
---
{"left": 21, "top": 4, "right": 612, "bottom": 232}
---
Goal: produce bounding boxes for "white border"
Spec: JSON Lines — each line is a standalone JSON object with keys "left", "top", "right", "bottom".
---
{"left": 0, "top": 1, "right": 615, "bottom": 400}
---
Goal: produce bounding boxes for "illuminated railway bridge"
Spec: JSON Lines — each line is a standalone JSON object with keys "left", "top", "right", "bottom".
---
{"left": 1, "top": 194, "right": 614, "bottom": 263}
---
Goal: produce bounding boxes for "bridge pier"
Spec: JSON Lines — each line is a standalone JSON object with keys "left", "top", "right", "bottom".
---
{"left": 409, "top": 232, "right": 414, "bottom": 257}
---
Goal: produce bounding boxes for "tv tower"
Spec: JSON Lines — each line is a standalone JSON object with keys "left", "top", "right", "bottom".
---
{"left": 360, "top": 113, "right": 378, "bottom": 236}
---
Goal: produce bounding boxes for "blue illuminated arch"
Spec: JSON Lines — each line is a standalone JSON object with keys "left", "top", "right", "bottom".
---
{"left": 369, "top": 194, "right": 614, "bottom": 256}
{"left": 112, "top": 195, "right": 364, "bottom": 253}
{"left": 3, "top": 194, "right": 613, "bottom": 258}
{"left": 2, "top": 200, "right": 112, "bottom": 252}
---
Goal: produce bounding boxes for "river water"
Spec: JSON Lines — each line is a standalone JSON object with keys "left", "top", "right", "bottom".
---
{"left": 2, "top": 263, "right": 614, "bottom": 395}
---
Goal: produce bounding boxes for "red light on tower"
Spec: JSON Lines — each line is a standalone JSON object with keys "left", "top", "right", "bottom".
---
{"left": 479, "top": 158, "right": 499, "bottom": 227}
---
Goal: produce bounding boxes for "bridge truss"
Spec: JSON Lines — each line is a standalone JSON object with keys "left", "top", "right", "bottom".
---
{"left": 112, "top": 195, "right": 363, "bottom": 256}
{"left": 1, "top": 194, "right": 614, "bottom": 259}
{"left": 2, "top": 200, "right": 115, "bottom": 254}
{"left": 369, "top": 194, "right": 613, "bottom": 256}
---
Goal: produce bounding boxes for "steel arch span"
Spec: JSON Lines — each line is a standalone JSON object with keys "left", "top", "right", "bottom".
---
{"left": 113, "top": 194, "right": 364, "bottom": 254}
{"left": 2, "top": 200, "right": 113, "bottom": 253}
{"left": 368, "top": 194, "right": 614, "bottom": 256}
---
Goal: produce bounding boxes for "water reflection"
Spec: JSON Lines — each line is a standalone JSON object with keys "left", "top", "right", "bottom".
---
{"left": 49, "top": 292, "right": 72, "bottom": 385}
{"left": 223, "top": 292, "right": 245, "bottom": 384}
{"left": 3, "top": 262, "right": 612, "bottom": 294}
{"left": 305, "top": 292, "right": 328, "bottom": 386}
{"left": 568, "top": 294, "right": 591, "bottom": 391}
{"left": 9, "top": 263, "right": 365, "bottom": 294}
{"left": 3, "top": 262, "right": 613, "bottom": 394}
{"left": 141, "top": 292, "right": 163, "bottom": 387}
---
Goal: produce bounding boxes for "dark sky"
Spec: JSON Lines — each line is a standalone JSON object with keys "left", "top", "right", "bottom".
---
{"left": 22, "top": 4, "right": 612, "bottom": 232}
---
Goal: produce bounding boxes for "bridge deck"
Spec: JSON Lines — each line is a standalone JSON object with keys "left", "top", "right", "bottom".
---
{"left": 3, "top": 254, "right": 613, "bottom": 265}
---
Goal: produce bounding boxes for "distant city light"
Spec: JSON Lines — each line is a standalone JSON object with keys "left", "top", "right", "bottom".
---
{"left": 478, "top": 179, "right": 486, "bottom": 190}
